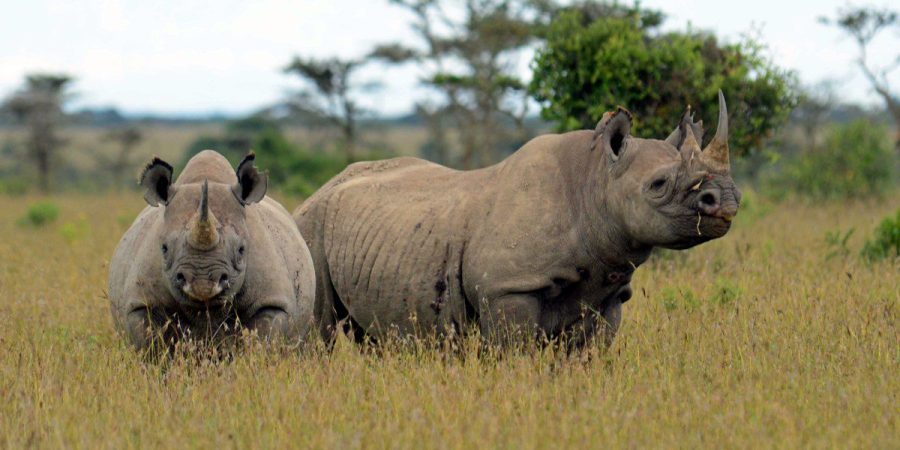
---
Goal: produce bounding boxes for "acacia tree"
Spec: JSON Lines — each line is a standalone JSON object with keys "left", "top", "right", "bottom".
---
{"left": 371, "top": 0, "right": 539, "bottom": 169}
{"left": 821, "top": 5, "right": 900, "bottom": 148}
{"left": 2, "top": 74, "right": 74, "bottom": 192}
{"left": 284, "top": 57, "right": 372, "bottom": 163}
{"left": 529, "top": 7, "right": 797, "bottom": 157}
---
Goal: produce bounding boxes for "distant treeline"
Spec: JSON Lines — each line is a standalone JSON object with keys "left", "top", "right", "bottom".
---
{"left": 1, "top": 1, "right": 897, "bottom": 198}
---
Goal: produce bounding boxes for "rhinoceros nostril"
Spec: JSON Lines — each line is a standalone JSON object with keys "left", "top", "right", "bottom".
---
{"left": 218, "top": 273, "right": 229, "bottom": 288}
{"left": 699, "top": 192, "right": 718, "bottom": 208}
{"left": 175, "top": 272, "right": 186, "bottom": 285}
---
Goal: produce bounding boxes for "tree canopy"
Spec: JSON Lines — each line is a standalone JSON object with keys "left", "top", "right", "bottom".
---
{"left": 371, "top": 0, "right": 543, "bottom": 168}
{"left": 529, "top": 8, "right": 797, "bottom": 156}
{"left": 820, "top": 5, "right": 899, "bottom": 148}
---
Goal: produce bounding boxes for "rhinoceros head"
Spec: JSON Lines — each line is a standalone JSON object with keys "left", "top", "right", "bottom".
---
{"left": 138, "top": 153, "right": 268, "bottom": 306}
{"left": 595, "top": 91, "right": 740, "bottom": 250}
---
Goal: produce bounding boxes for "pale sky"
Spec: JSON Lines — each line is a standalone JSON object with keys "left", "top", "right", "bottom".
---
{"left": 1, "top": 0, "right": 897, "bottom": 116}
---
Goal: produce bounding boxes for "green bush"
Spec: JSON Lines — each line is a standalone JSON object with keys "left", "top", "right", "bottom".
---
{"left": 658, "top": 286, "right": 700, "bottom": 312}
{"left": 824, "top": 228, "right": 855, "bottom": 261}
{"left": 20, "top": 201, "right": 59, "bottom": 227}
{"left": 182, "top": 117, "right": 352, "bottom": 198}
{"left": 861, "top": 209, "right": 900, "bottom": 262}
{"left": 773, "top": 120, "right": 895, "bottom": 199}
{"left": 0, "top": 178, "right": 29, "bottom": 196}
{"left": 709, "top": 278, "right": 742, "bottom": 306}
{"left": 528, "top": 8, "right": 796, "bottom": 155}
{"left": 252, "top": 128, "right": 348, "bottom": 197}
{"left": 59, "top": 218, "right": 90, "bottom": 244}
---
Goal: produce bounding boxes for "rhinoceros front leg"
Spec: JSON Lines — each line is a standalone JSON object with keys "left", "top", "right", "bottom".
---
{"left": 479, "top": 293, "right": 542, "bottom": 345}
{"left": 564, "top": 284, "right": 631, "bottom": 350}
{"left": 122, "top": 306, "right": 177, "bottom": 351}
{"left": 243, "top": 304, "right": 294, "bottom": 343}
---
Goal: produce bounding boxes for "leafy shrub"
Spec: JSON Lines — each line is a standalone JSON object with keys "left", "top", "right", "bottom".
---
{"left": 824, "top": 228, "right": 855, "bottom": 261}
{"left": 709, "top": 278, "right": 742, "bottom": 306}
{"left": 528, "top": 8, "right": 796, "bottom": 155}
{"left": 659, "top": 286, "right": 700, "bottom": 312}
{"left": 772, "top": 120, "right": 895, "bottom": 199}
{"left": 20, "top": 201, "right": 59, "bottom": 227}
{"left": 0, "top": 178, "right": 29, "bottom": 196}
{"left": 182, "top": 116, "right": 354, "bottom": 198}
{"left": 252, "top": 128, "right": 348, "bottom": 198}
{"left": 861, "top": 209, "right": 900, "bottom": 262}
{"left": 660, "top": 287, "right": 678, "bottom": 312}
{"left": 59, "top": 218, "right": 90, "bottom": 244}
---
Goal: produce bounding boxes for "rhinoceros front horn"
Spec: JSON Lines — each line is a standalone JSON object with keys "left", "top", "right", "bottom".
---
{"left": 188, "top": 180, "right": 219, "bottom": 251}
{"left": 701, "top": 90, "right": 730, "bottom": 173}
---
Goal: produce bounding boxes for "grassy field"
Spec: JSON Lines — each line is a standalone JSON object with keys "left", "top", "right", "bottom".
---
{"left": 0, "top": 192, "right": 897, "bottom": 448}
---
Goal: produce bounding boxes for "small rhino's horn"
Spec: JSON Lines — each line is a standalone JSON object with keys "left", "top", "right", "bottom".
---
{"left": 665, "top": 106, "right": 704, "bottom": 149}
{"left": 701, "top": 90, "right": 730, "bottom": 173}
{"left": 678, "top": 106, "right": 702, "bottom": 161}
{"left": 188, "top": 179, "right": 219, "bottom": 251}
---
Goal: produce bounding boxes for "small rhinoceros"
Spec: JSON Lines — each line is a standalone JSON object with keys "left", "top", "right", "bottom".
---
{"left": 295, "top": 92, "right": 740, "bottom": 348}
{"left": 109, "top": 150, "right": 315, "bottom": 350}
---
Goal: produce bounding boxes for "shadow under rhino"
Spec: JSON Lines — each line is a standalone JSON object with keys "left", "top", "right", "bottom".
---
{"left": 295, "top": 91, "right": 740, "bottom": 350}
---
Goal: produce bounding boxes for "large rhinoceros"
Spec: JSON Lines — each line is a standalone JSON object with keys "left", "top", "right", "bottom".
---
{"left": 295, "top": 92, "right": 740, "bottom": 348}
{"left": 109, "top": 150, "right": 315, "bottom": 350}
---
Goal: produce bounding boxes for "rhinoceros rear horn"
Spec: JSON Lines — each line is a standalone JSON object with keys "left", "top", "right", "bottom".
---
{"left": 232, "top": 152, "right": 267, "bottom": 205}
{"left": 139, "top": 157, "right": 176, "bottom": 207}
{"left": 188, "top": 179, "right": 219, "bottom": 251}
{"left": 700, "top": 90, "right": 730, "bottom": 173}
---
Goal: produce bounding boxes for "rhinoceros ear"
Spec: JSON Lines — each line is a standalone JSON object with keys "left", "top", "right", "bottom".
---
{"left": 232, "top": 152, "right": 267, "bottom": 205}
{"left": 592, "top": 107, "right": 632, "bottom": 160}
{"left": 139, "top": 157, "right": 175, "bottom": 207}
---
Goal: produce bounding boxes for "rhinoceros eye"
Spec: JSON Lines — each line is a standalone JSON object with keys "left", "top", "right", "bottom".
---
{"left": 650, "top": 178, "right": 667, "bottom": 191}
{"left": 238, "top": 245, "right": 245, "bottom": 256}
{"left": 161, "top": 244, "right": 168, "bottom": 255}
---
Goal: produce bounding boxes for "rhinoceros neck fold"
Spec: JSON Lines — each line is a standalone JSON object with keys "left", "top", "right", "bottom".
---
{"left": 581, "top": 204, "right": 652, "bottom": 272}
{"left": 576, "top": 165, "right": 653, "bottom": 272}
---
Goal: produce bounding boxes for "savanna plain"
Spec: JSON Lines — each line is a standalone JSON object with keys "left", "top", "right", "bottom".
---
{"left": 0, "top": 192, "right": 897, "bottom": 448}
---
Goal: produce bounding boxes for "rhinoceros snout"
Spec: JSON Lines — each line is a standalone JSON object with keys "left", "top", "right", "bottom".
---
{"left": 696, "top": 189, "right": 721, "bottom": 216}
{"left": 696, "top": 186, "right": 738, "bottom": 221}
{"left": 180, "top": 271, "right": 229, "bottom": 302}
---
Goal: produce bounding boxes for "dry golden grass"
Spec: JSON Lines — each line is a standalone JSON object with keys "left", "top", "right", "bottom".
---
{"left": 0, "top": 192, "right": 897, "bottom": 448}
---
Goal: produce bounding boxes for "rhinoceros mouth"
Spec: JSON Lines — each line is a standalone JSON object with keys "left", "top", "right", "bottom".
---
{"left": 175, "top": 290, "right": 234, "bottom": 310}
{"left": 698, "top": 213, "right": 733, "bottom": 234}
{"left": 183, "top": 280, "right": 222, "bottom": 302}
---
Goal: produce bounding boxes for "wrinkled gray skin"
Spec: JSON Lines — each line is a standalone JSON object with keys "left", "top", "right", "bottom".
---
{"left": 109, "top": 150, "right": 315, "bottom": 350}
{"left": 295, "top": 93, "right": 740, "bottom": 348}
